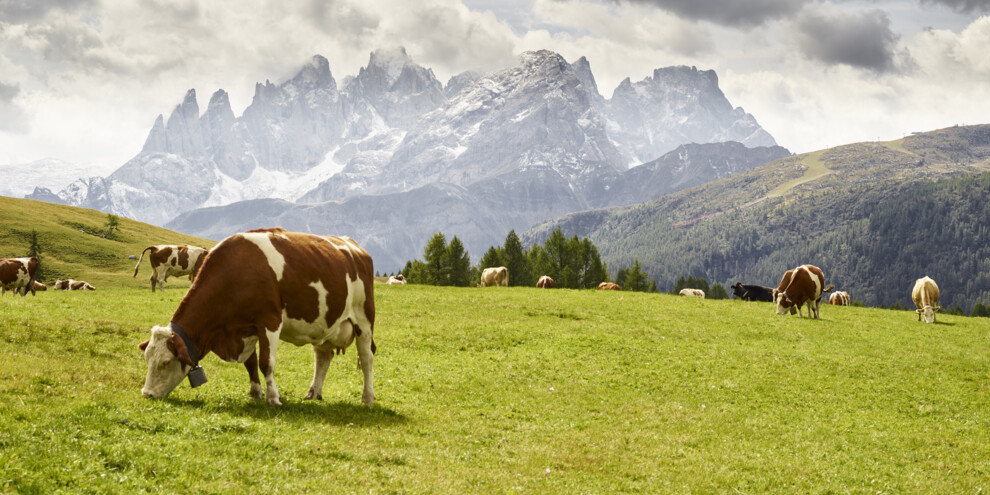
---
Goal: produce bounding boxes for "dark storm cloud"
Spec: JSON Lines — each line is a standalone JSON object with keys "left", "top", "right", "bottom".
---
{"left": 611, "top": 0, "right": 810, "bottom": 27}
{"left": 0, "top": 81, "right": 29, "bottom": 134}
{"left": 919, "top": 0, "right": 990, "bottom": 14}
{"left": 0, "top": 0, "right": 97, "bottom": 24}
{"left": 792, "top": 7, "right": 900, "bottom": 72}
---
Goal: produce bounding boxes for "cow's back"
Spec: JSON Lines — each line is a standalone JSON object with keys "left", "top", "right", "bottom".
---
{"left": 176, "top": 229, "right": 374, "bottom": 343}
{"left": 912, "top": 277, "right": 940, "bottom": 308}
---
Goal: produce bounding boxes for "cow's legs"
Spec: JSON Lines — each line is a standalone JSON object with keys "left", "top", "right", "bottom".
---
{"left": 305, "top": 344, "right": 335, "bottom": 401}
{"left": 355, "top": 322, "right": 376, "bottom": 406}
{"left": 150, "top": 275, "right": 157, "bottom": 292}
{"left": 258, "top": 322, "right": 283, "bottom": 406}
{"left": 244, "top": 350, "right": 263, "bottom": 399}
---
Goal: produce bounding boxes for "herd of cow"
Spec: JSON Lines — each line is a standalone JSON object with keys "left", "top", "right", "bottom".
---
{"left": 0, "top": 256, "right": 98, "bottom": 294}
{"left": 0, "top": 229, "right": 946, "bottom": 409}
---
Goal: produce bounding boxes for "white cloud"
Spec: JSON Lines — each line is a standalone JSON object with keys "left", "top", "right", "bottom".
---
{"left": 0, "top": 0, "right": 988, "bottom": 167}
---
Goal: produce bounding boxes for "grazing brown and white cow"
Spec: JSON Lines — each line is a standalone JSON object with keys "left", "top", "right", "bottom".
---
{"left": 54, "top": 279, "right": 96, "bottom": 291}
{"left": 0, "top": 257, "right": 39, "bottom": 296}
{"left": 828, "top": 291, "right": 850, "bottom": 306}
{"left": 912, "top": 276, "right": 941, "bottom": 323}
{"left": 597, "top": 282, "right": 621, "bottom": 291}
{"left": 139, "top": 228, "right": 377, "bottom": 407}
{"left": 536, "top": 276, "right": 554, "bottom": 288}
{"left": 773, "top": 264, "right": 833, "bottom": 318}
{"left": 480, "top": 266, "right": 509, "bottom": 287}
{"left": 133, "top": 244, "right": 208, "bottom": 292}
{"left": 386, "top": 274, "right": 406, "bottom": 285}
{"left": 679, "top": 288, "right": 705, "bottom": 298}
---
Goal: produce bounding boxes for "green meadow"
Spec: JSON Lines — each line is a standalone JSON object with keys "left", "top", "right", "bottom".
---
{"left": 2, "top": 283, "right": 989, "bottom": 493}
{"left": 0, "top": 196, "right": 214, "bottom": 289}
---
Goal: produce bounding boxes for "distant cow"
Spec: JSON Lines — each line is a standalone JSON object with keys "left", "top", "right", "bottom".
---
{"left": 597, "top": 282, "right": 621, "bottom": 291}
{"left": 386, "top": 274, "right": 406, "bottom": 285}
{"left": 139, "top": 228, "right": 377, "bottom": 407}
{"left": 828, "top": 291, "right": 850, "bottom": 306}
{"left": 480, "top": 267, "right": 509, "bottom": 287}
{"left": 912, "top": 276, "right": 941, "bottom": 323}
{"left": 730, "top": 282, "right": 774, "bottom": 302}
{"left": 773, "top": 265, "right": 833, "bottom": 318}
{"left": 536, "top": 276, "right": 554, "bottom": 288}
{"left": 32, "top": 281, "right": 47, "bottom": 291}
{"left": 54, "top": 279, "right": 96, "bottom": 291}
{"left": 134, "top": 245, "right": 208, "bottom": 292}
{"left": 679, "top": 288, "right": 705, "bottom": 298}
{"left": 0, "top": 257, "right": 39, "bottom": 296}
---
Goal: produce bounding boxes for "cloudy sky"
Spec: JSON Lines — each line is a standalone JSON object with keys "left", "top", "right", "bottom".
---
{"left": 1, "top": 0, "right": 989, "bottom": 173}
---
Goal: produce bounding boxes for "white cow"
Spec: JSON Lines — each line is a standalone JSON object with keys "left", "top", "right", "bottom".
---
{"left": 912, "top": 276, "right": 941, "bottom": 323}
{"left": 679, "top": 288, "right": 705, "bottom": 298}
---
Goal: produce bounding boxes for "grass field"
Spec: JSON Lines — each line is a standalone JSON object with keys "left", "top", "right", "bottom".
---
{"left": 0, "top": 196, "right": 214, "bottom": 288}
{"left": 2, "top": 283, "right": 989, "bottom": 493}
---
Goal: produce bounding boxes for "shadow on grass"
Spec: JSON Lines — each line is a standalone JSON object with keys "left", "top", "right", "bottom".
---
{"left": 166, "top": 397, "right": 407, "bottom": 427}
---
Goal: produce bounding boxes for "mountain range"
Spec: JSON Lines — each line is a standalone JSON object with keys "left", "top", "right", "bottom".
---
{"left": 523, "top": 124, "right": 990, "bottom": 311}
{"left": 27, "top": 47, "right": 783, "bottom": 270}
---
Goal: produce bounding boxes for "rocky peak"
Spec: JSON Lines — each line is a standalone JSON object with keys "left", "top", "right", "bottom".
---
{"left": 286, "top": 54, "right": 337, "bottom": 93}
{"left": 444, "top": 71, "right": 480, "bottom": 98}
{"left": 345, "top": 46, "right": 445, "bottom": 129}
{"left": 205, "top": 89, "right": 235, "bottom": 122}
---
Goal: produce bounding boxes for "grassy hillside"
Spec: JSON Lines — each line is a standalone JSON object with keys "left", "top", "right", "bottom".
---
{"left": 1, "top": 284, "right": 988, "bottom": 492}
{"left": 0, "top": 196, "right": 215, "bottom": 288}
{"left": 526, "top": 124, "right": 990, "bottom": 310}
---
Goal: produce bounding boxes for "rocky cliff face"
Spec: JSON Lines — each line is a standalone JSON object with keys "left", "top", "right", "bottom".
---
{"left": 30, "top": 48, "right": 783, "bottom": 269}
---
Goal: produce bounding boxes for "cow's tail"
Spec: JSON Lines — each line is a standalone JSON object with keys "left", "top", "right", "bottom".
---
{"left": 133, "top": 246, "right": 155, "bottom": 277}
{"left": 24, "top": 262, "right": 38, "bottom": 297}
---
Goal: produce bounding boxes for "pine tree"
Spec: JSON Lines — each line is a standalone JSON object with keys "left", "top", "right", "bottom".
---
{"left": 502, "top": 230, "right": 528, "bottom": 287}
{"left": 27, "top": 230, "right": 44, "bottom": 281}
{"left": 446, "top": 236, "right": 472, "bottom": 287}
{"left": 972, "top": 303, "right": 990, "bottom": 318}
{"left": 709, "top": 283, "right": 729, "bottom": 300}
{"left": 479, "top": 246, "right": 504, "bottom": 271}
{"left": 423, "top": 233, "right": 448, "bottom": 285}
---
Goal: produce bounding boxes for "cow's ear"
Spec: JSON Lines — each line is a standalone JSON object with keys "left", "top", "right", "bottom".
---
{"left": 935, "top": 306, "right": 942, "bottom": 312}
{"left": 138, "top": 339, "right": 150, "bottom": 351}
{"left": 169, "top": 334, "right": 196, "bottom": 367}
{"left": 916, "top": 309, "right": 923, "bottom": 314}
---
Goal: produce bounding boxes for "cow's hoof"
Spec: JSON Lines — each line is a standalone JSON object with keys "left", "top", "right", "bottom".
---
{"left": 362, "top": 393, "right": 375, "bottom": 407}
{"left": 267, "top": 396, "right": 283, "bottom": 407}
{"left": 249, "top": 383, "right": 264, "bottom": 399}
{"left": 304, "top": 389, "right": 322, "bottom": 401}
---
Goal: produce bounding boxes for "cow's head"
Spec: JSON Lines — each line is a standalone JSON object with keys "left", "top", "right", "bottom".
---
{"left": 138, "top": 325, "right": 195, "bottom": 398}
{"left": 775, "top": 292, "right": 798, "bottom": 315}
{"left": 730, "top": 282, "right": 745, "bottom": 298}
{"left": 917, "top": 305, "right": 941, "bottom": 324}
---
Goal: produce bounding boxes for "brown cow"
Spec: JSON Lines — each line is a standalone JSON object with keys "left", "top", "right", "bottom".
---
{"left": 912, "top": 276, "right": 941, "bottom": 323}
{"left": 773, "top": 264, "right": 833, "bottom": 318}
{"left": 0, "top": 257, "right": 39, "bottom": 296}
{"left": 139, "top": 228, "right": 376, "bottom": 407}
{"left": 54, "top": 279, "right": 96, "bottom": 291}
{"left": 828, "top": 291, "right": 850, "bottom": 306}
{"left": 597, "top": 282, "right": 621, "bottom": 291}
{"left": 536, "top": 276, "right": 554, "bottom": 288}
{"left": 480, "top": 267, "right": 509, "bottom": 287}
{"left": 133, "top": 245, "right": 208, "bottom": 292}
{"left": 32, "top": 281, "right": 47, "bottom": 291}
